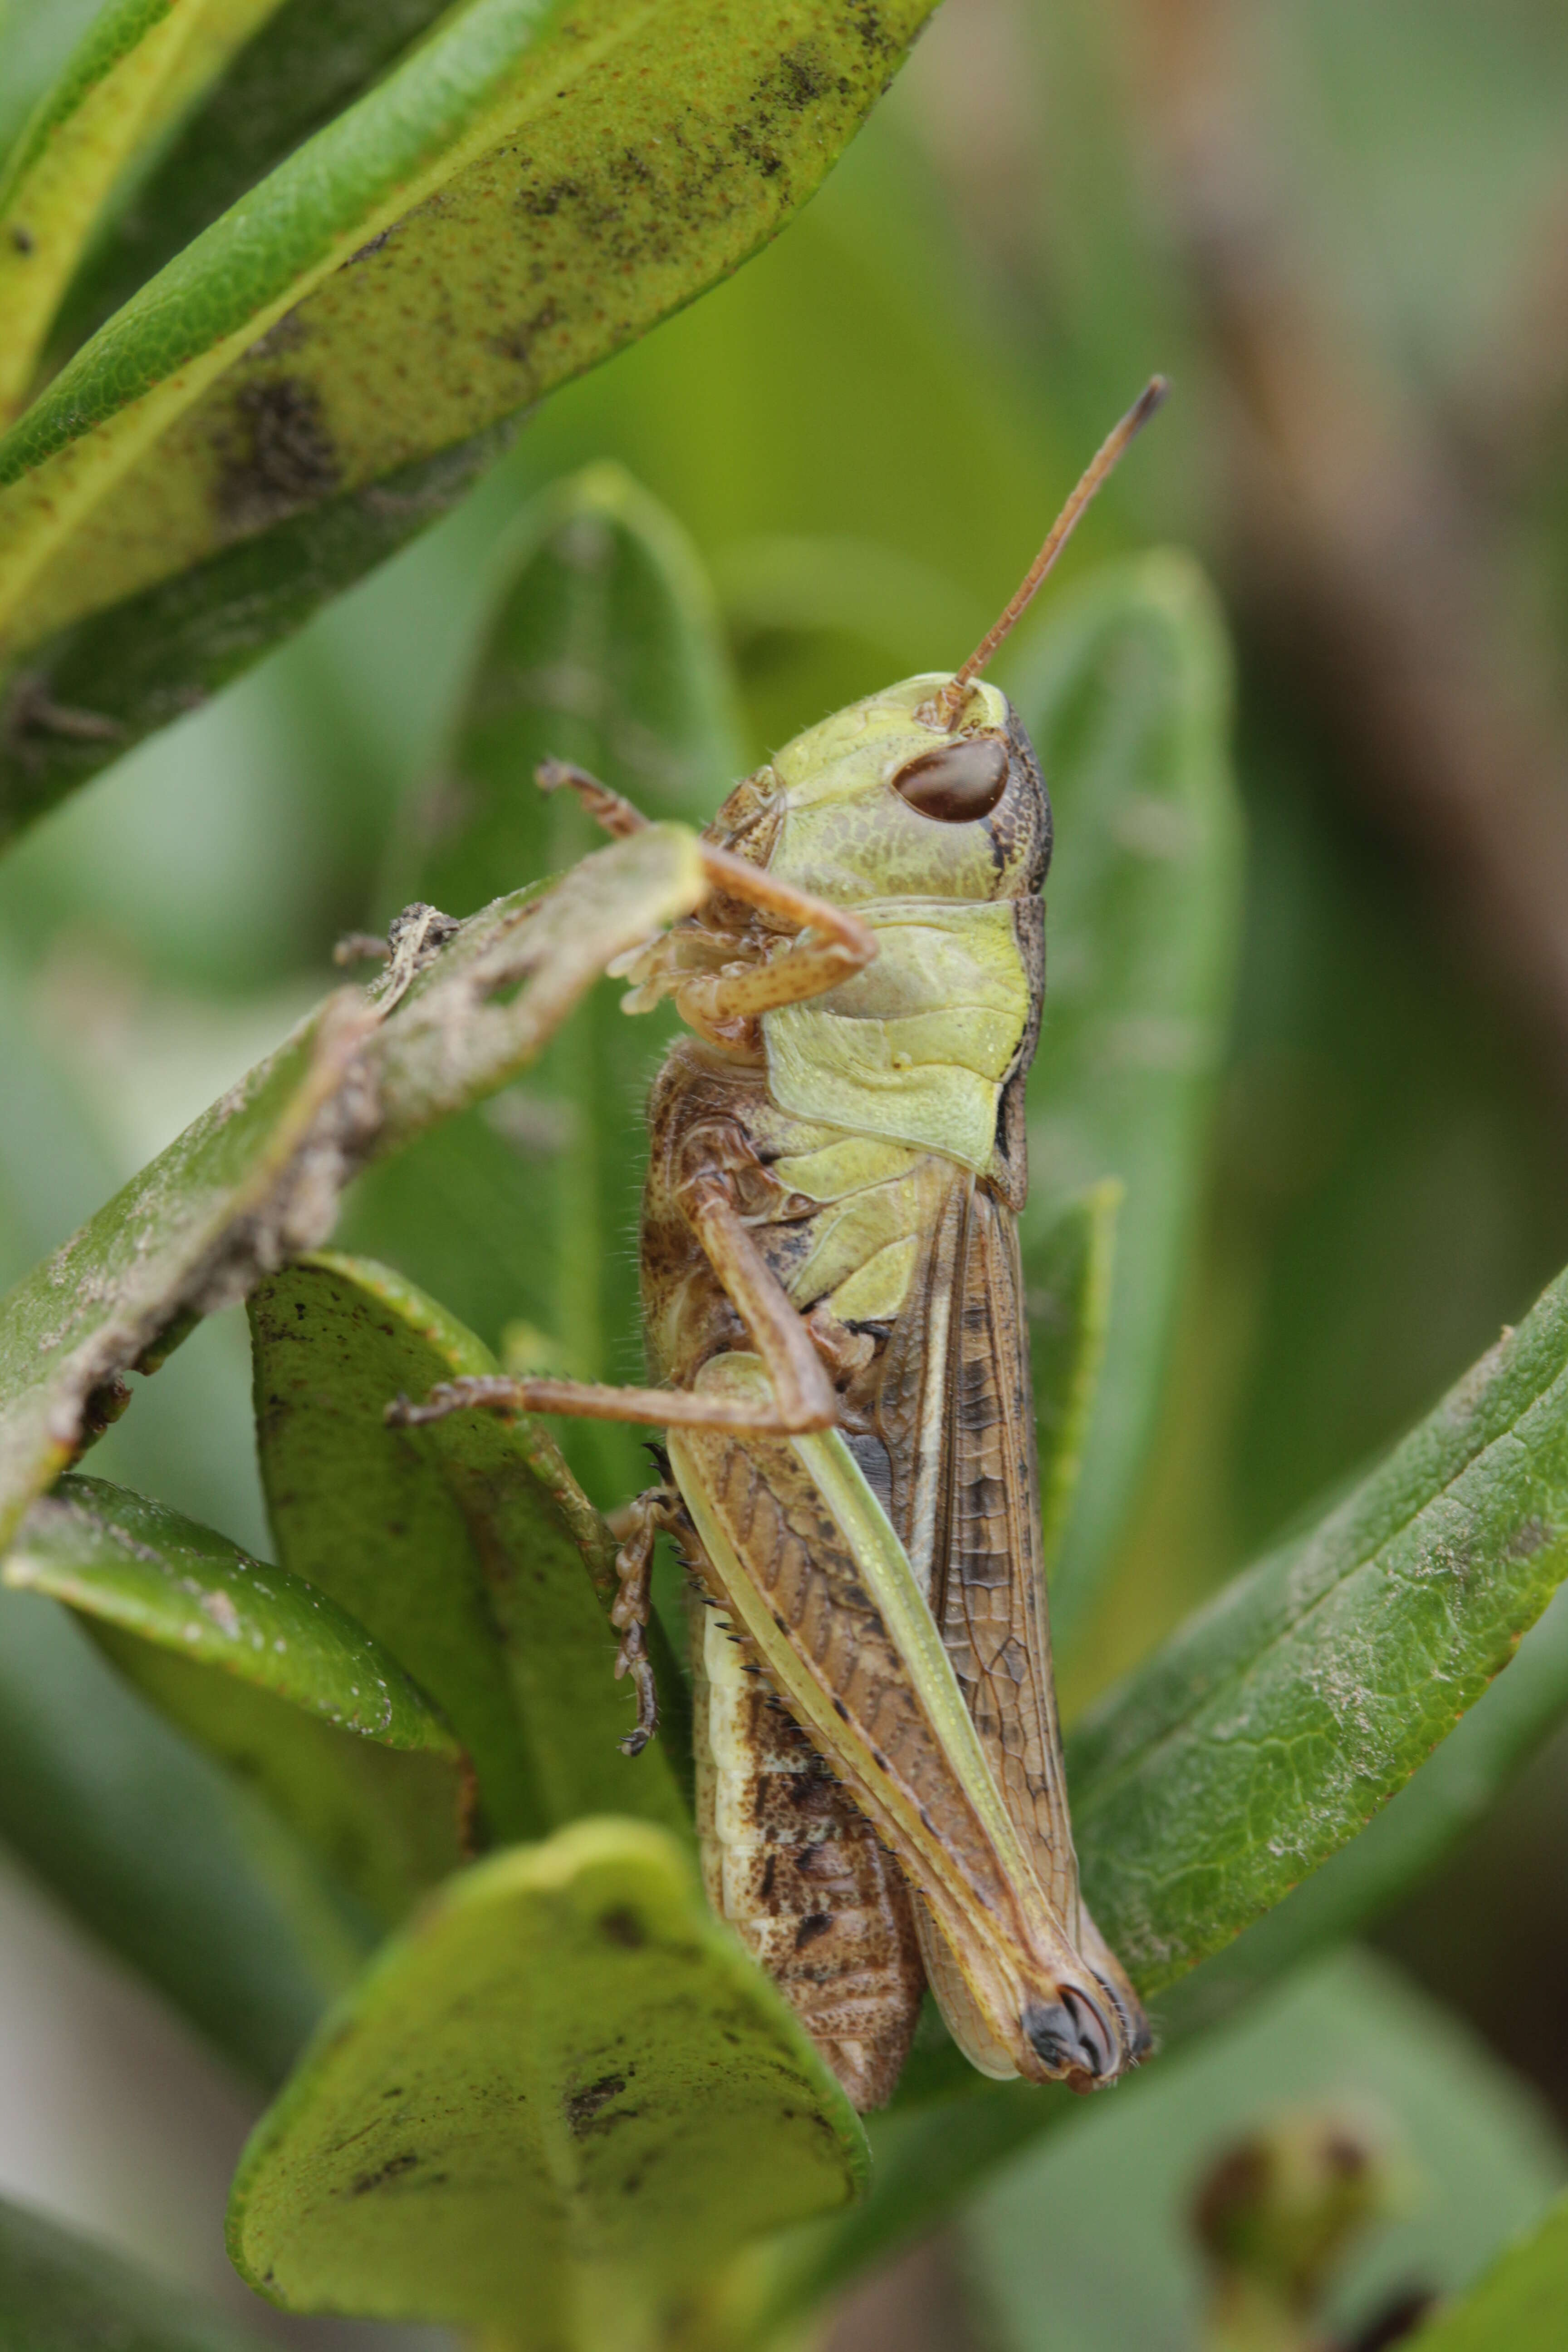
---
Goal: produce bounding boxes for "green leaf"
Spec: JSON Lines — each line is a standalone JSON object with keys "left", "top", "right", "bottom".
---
{"left": 4, "top": 1470, "right": 465, "bottom": 1926}
{"left": 1029, "top": 1180, "right": 1122, "bottom": 1578}
{"left": 1008, "top": 552, "right": 1242, "bottom": 1648}
{"left": 0, "top": 2193, "right": 271, "bottom": 2352}
{"left": 250, "top": 1252, "right": 689, "bottom": 1838}
{"left": 0, "top": 820, "right": 706, "bottom": 1549}
{"left": 348, "top": 459, "right": 741, "bottom": 1509}
{"left": 0, "top": 0, "right": 937, "bottom": 841}
{"left": 0, "top": 420, "right": 519, "bottom": 847}
{"left": 227, "top": 1818, "right": 866, "bottom": 2329}
{"left": 0, "top": 990, "right": 374, "bottom": 1552}
{"left": 1067, "top": 1266, "right": 1568, "bottom": 1995}
{"left": 1162, "top": 1583, "right": 1568, "bottom": 2041}
{"left": 45, "top": 2, "right": 455, "bottom": 366}
{"left": 5, "top": 1470, "right": 456, "bottom": 1748}
{"left": 0, "top": 0, "right": 289, "bottom": 424}
{"left": 1403, "top": 2191, "right": 1568, "bottom": 2352}
{"left": 0, "top": 1579, "right": 367, "bottom": 2085}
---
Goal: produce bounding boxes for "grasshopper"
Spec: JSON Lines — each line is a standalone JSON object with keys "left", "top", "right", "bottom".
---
{"left": 392, "top": 383, "right": 1166, "bottom": 2108}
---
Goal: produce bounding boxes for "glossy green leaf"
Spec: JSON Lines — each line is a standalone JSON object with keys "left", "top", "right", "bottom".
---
{"left": 0, "top": 820, "right": 706, "bottom": 1550}
{"left": 0, "top": 1579, "right": 367, "bottom": 2085}
{"left": 5, "top": 1470, "right": 464, "bottom": 1926}
{"left": 1008, "top": 552, "right": 1242, "bottom": 1648}
{"left": 349, "top": 459, "right": 741, "bottom": 1509}
{"left": 0, "top": 2193, "right": 270, "bottom": 2352}
{"left": 250, "top": 1251, "right": 688, "bottom": 1838}
{"left": 228, "top": 1818, "right": 866, "bottom": 2329}
{"left": 1404, "top": 2190, "right": 1568, "bottom": 2352}
{"left": 5, "top": 1471, "right": 456, "bottom": 1748}
{"left": 0, "top": 0, "right": 288, "bottom": 424}
{"left": 0, "top": 0, "right": 936, "bottom": 840}
{"left": 1068, "top": 1266, "right": 1568, "bottom": 1994}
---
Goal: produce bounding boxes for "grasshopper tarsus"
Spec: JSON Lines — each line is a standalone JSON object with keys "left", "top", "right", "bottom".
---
{"left": 616, "top": 1637, "right": 660, "bottom": 1755}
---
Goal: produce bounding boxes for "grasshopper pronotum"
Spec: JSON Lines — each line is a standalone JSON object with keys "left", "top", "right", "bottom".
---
{"left": 392, "top": 383, "right": 1167, "bottom": 2108}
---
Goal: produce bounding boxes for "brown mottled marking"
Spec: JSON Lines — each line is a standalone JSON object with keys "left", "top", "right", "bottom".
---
{"left": 691, "top": 1577, "right": 921, "bottom": 2111}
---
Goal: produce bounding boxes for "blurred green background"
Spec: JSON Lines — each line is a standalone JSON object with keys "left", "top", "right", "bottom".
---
{"left": 5, "top": 2, "right": 1568, "bottom": 2346}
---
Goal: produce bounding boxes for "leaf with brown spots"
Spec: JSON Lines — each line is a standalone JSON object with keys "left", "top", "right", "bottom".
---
{"left": 0, "top": 0, "right": 938, "bottom": 843}
{"left": 228, "top": 1819, "right": 865, "bottom": 2330}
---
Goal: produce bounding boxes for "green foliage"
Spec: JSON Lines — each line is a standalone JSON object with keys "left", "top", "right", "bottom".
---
{"left": 1404, "top": 2189, "right": 1568, "bottom": 2352}
{"left": 0, "top": 0, "right": 288, "bottom": 422}
{"left": 4, "top": 472, "right": 1568, "bottom": 2341}
{"left": 6, "top": 1469, "right": 466, "bottom": 1926}
{"left": 344, "top": 460, "right": 742, "bottom": 1510}
{"left": 5, "top": 1470, "right": 456, "bottom": 1749}
{"left": 0, "top": 820, "right": 706, "bottom": 1555}
{"left": 1028, "top": 1179, "right": 1121, "bottom": 1579}
{"left": 1166, "top": 1586, "right": 1568, "bottom": 2040}
{"left": 964, "top": 1951, "right": 1566, "bottom": 2352}
{"left": 0, "top": 2195, "right": 270, "bottom": 2352}
{"left": 1008, "top": 554, "right": 1242, "bottom": 1643}
{"left": 1069, "top": 1280, "right": 1568, "bottom": 1991}
{"left": 0, "top": 1578, "right": 368, "bottom": 2083}
{"left": 0, "top": 0, "right": 938, "bottom": 837}
{"left": 250, "top": 1250, "right": 689, "bottom": 1833}
{"left": 0, "top": 997, "right": 367, "bottom": 1549}
{"left": 4, "top": 12, "right": 1568, "bottom": 2343}
{"left": 228, "top": 1818, "right": 865, "bottom": 2329}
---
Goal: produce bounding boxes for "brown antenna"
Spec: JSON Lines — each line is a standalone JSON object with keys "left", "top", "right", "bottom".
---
{"left": 926, "top": 376, "right": 1171, "bottom": 730}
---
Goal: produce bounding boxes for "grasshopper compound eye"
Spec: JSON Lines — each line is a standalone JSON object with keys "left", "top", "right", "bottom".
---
{"left": 891, "top": 734, "right": 1010, "bottom": 822}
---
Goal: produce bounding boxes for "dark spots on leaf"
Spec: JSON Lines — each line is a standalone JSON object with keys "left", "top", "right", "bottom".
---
{"left": 519, "top": 176, "right": 583, "bottom": 220}
{"left": 760, "top": 1853, "right": 776, "bottom": 1900}
{"left": 348, "top": 2151, "right": 419, "bottom": 2196}
{"left": 10, "top": 223, "right": 34, "bottom": 255}
{"left": 848, "top": 2, "right": 894, "bottom": 58}
{"left": 216, "top": 378, "right": 341, "bottom": 533}
{"left": 1508, "top": 1515, "right": 1553, "bottom": 1558}
{"left": 794, "top": 1912, "right": 833, "bottom": 1950}
{"left": 345, "top": 229, "right": 391, "bottom": 266}
{"left": 775, "top": 46, "right": 832, "bottom": 110}
{"left": 832, "top": 1697, "right": 849, "bottom": 1721}
{"left": 564, "top": 2073, "right": 627, "bottom": 2135}
{"left": 493, "top": 300, "right": 562, "bottom": 373}
{"left": 598, "top": 1906, "right": 646, "bottom": 1948}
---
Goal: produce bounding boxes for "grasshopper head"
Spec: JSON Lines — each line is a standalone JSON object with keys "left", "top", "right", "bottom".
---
{"left": 746, "top": 674, "right": 1051, "bottom": 909}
